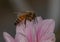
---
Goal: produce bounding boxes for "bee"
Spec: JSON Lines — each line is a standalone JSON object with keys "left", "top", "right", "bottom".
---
{"left": 14, "top": 11, "right": 36, "bottom": 25}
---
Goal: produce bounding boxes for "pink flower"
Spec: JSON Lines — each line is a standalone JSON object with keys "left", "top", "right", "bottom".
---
{"left": 3, "top": 16, "right": 56, "bottom": 42}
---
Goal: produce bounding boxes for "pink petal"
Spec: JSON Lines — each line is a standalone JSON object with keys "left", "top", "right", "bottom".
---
{"left": 16, "top": 20, "right": 36, "bottom": 42}
{"left": 34, "top": 16, "right": 43, "bottom": 42}
{"left": 35, "top": 16, "right": 43, "bottom": 33}
{"left": 3, "top": 32, "right": 15, "bottom": 42}
{"left": 15, "top": 33, "right": 28, "bottom": 42}
{"left": 25, "top": 20, "right": 36, "bottom": 42}
{"left": 16, "top": 23, "right": 25, "bottom": 34}
{"left": 35, "top": 16, "right": 43, "bottom": 31}
{"left": 40, "top": 33, "right": 56, "bottom": 42}
{"left": 40, "top": 19, "right": 55, "bottom": 35}
{"left": 38, "top": 19, "right": 55, "bottom": 42}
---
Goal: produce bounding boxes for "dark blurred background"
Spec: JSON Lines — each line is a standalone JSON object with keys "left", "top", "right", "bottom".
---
{"left": 0, "top": 0, "right": 60, "bottom": 42}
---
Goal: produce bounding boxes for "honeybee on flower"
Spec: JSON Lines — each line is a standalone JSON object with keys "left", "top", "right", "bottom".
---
{"left": 3, "top": 11, "right": 56, "bottom": 42}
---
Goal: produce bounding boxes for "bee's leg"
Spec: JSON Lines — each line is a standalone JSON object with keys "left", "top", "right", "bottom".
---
{"left": 24, "top": 19, "right": 26, "bottom": 28}
{"left": 33, "top": 17, "right": 38, "bottom": 24}
{"left": 34, "top": 15, "right": 38, "bottom": 23}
